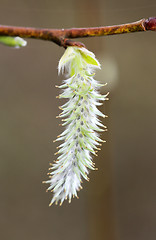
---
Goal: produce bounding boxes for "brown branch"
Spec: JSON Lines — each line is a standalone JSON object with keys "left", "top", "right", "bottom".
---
{"left": 0, "top": 17, "right": 155, "bottom": 48}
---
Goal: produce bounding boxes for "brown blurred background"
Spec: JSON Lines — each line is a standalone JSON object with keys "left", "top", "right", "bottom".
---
{"left": 0, "top": 0, "right": 156, "bottom": 240}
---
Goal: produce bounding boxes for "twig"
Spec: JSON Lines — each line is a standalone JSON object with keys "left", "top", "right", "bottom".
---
{"left": 0, "top": 17, "right": 155, "bottom": 48}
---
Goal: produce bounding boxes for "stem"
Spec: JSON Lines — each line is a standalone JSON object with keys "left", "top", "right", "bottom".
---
{"left": 0, "top": 17, "right": 155, "bottom": 48}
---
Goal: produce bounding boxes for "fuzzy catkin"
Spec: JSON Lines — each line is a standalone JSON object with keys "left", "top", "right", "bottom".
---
{"left": 43, "top": 47, "right": 108, "bottom": 206}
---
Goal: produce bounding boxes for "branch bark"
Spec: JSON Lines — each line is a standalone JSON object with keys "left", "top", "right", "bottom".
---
{"left": 0, "top": 17, "right": 155, "bottom": 48}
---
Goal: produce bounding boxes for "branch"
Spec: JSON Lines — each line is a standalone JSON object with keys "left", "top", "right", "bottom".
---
{"left": 0, "top": 17, "right": 155, "bottom": 48}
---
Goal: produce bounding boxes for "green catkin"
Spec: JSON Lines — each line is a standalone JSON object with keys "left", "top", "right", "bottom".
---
{"left": 44, "top": 46, "right": 108, "bottom": 206}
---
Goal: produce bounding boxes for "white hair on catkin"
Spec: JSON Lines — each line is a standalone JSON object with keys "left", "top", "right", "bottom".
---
{"left": 43, "top": 46, "right": 108, "bottom": 206}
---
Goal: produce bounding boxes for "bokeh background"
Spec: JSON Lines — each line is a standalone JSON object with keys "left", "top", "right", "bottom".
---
{"left": 0, "top": 1, "right": 156, "bottom": 240}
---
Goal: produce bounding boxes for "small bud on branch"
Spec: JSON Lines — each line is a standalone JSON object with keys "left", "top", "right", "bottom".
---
{"left": 0, "top": 17, "right": 155, "bottom": 48}
{"left": 144, "top": 17, "right": 156, "bottom": 31}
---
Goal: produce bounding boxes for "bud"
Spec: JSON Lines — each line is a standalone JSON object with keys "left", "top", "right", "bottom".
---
{"left": 0, "top": 36, "right": 27, "bottom": 48}
{"left": 144, "top": 17, "right": 156, "bottom": 31}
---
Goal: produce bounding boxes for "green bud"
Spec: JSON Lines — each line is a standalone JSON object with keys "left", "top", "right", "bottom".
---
{"left": 0, "top": 36, "right": 27, "bottom": 48}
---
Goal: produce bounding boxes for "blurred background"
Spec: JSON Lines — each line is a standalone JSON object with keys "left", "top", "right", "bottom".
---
{"left": 0, "top": 0, "right": 156, "bottom": 240}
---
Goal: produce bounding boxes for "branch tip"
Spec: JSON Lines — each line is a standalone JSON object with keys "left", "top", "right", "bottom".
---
{"left": 144, "top": 17, "right": 156, "bottom": 31}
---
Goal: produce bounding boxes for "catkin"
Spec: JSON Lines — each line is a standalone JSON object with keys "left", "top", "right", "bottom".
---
{"left": 43, "top": 47, "right": 108, "bottom": 206}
